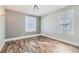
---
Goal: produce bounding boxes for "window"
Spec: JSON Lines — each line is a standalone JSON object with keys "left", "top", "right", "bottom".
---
{"left": 25, "top": 16, "right": 36, "bottom": 32}
{"left": 58, "top": 10, "right": 74, "bottom": 35}
{"left": 59, "top": 14, "right": 71, "bottom": 32}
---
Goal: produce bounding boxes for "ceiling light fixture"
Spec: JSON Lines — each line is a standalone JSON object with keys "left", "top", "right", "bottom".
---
{"left": 33, "top": 5, "right": 39, "bottom": 10}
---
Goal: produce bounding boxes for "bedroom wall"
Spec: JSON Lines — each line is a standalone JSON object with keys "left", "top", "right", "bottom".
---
{"left": 0, "top": 16, "right": 5, "bottom": 49}
{"left": 5, "top": 10, "right": 41, "bottom": 39}
{"left": 0, "top": 6, "right": 5, "bottom": 49}
{"left": 41, "top": 5, "right": 79, "bottom": 44}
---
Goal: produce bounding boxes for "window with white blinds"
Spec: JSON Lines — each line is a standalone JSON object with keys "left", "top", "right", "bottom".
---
{"left": 25, "top": 16, "right": 36, "bottom": 32}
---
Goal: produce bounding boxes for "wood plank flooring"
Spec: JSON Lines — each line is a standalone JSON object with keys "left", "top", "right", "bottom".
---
{"left": 1, "top": 36, "right": 79, "bottom": 53}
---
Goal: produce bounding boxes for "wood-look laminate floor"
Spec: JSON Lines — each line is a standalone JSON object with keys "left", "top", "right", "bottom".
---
{"left": 1, "top": 36, "right": 79, "bottom": 53}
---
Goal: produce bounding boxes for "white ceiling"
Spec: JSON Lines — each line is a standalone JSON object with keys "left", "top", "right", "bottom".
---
{"left": 4, "top": 5, "right": 69, "bottom": 16}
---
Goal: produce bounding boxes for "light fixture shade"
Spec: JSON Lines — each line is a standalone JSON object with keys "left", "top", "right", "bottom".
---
{"left": 0, "top": 7, "right": 5, "bottom": 16}
{"left": 33, "top": 5, "right": 39, "bottom": 10}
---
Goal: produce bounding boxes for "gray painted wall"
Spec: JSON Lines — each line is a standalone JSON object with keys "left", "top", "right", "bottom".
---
{"left": 5, "top": 10, "right": 41, "bottom": 39}
{"left": 41, "top": 5, "right": 79, "bottom": 43}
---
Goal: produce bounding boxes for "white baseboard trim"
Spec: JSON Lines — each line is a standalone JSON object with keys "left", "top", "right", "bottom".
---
{"left": 6, "top": 34, "right": 79, "bottom": 47}
{"left": 41, "top": 34, "right": 79, "bottom": 47}
{"left": 5, "top": 34, "right": 41, "bottom": 42}
{"left": 0, "top": 41, "right": 5, "bottom": 52}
